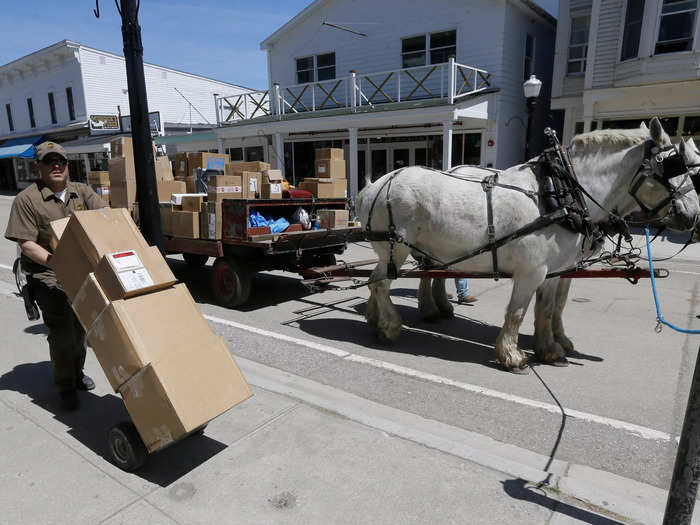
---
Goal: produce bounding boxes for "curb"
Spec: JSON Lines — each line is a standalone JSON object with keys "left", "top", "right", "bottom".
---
{"left": 237, "top": 356, "right": 695, "bottom": 525}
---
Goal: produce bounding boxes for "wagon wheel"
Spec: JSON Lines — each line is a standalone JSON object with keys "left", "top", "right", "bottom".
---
{"left": 211, "top": 257, "right": 252, "bottom": 308}
{"left": 183, "top": 253, "right": 209, "bottom": 268}
{"left": 108, "top": 422, "right": 148, "bottom": 472}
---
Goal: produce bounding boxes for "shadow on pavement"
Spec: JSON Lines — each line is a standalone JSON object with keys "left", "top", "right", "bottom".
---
{"left": 502, "top": 479, "right": 624, "bottom": 524}
{"left": 24, "top": 323, "right": 48, "bottom": 335}
{"left": 167, "top": 258, "right": 313, "bottom": 312}
{"left": 0, "top": 361, "right": 227, "bottom": 487}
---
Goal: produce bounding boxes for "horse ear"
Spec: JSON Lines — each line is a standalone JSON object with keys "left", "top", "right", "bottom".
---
{"left": 649, "top": 117, "right": 670, "bottom": 146}
{"left": 639, "top": 121, "right": 648, "bottom": 131}
{"left": 679, "top": 139, "right": 686, "bottom": 154}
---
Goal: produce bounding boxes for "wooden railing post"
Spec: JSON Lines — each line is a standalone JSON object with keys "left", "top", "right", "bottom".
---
{"left": 213, "top": 93, "right": 220, "bottom": 127}
{"left": 273, "top": 83, "right": 282, "bottom": 119}
{"left": 448, "top": 56, "right": 456, "bottom": 104}
{"left": 350, "top": 71, "right": 357, "bottom": 111}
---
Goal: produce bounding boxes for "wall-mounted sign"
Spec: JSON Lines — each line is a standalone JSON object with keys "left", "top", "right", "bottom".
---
{"left": 89, "top": 114, "right": 120, "bottom": 134}
{"left": 120, "top": 111, "right": 162, "bottom": 137}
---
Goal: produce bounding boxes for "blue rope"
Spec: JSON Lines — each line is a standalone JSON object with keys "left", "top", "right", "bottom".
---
{"left": 645, "top": 226, "right": 700, "bottom": 334}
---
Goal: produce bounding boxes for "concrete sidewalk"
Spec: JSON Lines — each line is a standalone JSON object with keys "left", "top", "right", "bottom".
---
{"left": 0, "top": 280, "right": 679, "bottom": 525}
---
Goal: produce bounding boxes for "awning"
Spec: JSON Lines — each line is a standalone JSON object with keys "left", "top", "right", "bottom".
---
{"left": 0, "top": 135, "right": 44, "bottom": 159}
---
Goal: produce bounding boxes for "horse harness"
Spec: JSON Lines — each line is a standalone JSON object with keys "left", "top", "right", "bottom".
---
{"left": 364, "top": 129, "right": 700, "bottom": 280}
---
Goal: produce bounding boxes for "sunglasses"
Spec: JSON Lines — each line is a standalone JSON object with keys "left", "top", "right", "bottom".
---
{"left": 40, "top": 157, "right": 68, "bottom": 167}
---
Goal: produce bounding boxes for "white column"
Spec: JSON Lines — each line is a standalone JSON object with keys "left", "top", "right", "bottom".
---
{"left": 365, "top": 138, "right": 371, "bottom": 182}
{"left": 216, "top": 138, "right": 225, "bottom": 154}
{"left": 348, "top": 127, "right": 358, "bottom": 197}
{"left": 442, "top": 121, "right": 453, "bottom": 170}
{"left": 82, "top": 154, "right": 90, "bottom": 179}
{"left": 273, "top": 132, "right": 285, "bottom": 178}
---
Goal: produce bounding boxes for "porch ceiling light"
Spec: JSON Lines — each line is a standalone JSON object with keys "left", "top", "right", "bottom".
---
{"left": 523, "top": 75, "right": 542, "bottom": 99}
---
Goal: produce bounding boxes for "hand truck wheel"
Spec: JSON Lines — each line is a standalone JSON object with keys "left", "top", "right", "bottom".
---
{"left": 108, "top": 422, "right": 148, "bottom": 472}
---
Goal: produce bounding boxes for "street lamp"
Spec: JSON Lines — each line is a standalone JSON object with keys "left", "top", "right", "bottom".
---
{"left": 523, "top": 74, "right": 542, "bottom": 161}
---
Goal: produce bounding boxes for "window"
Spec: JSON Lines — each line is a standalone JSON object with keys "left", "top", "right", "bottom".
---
{"left": 295, "top": 53, "right": 335, "bottom": 84}
{"left": 27, "top": 98, "right": 36, "bottom": 128}
{"left": 429, "top": 30, "right": 456, "bottom": 64}
{"left": 66, "top": 87, "right": 75, "bottom": 121}
{"left": 621, "top": 0, "right": 645, "bottom": 60}
{"left": 575, "top": 121, "right": 585, "bottom": 134}
{"left": 245, "top": 146, "right": 264, "bottom": 162}
{"left": 683, "top": 116, "right": 700, "bottom": 135}
{"left": 591, "top": 121, "right": 599, "bottom": 131}
{"left": 48, "top": 92, "right": 57, "bottom": 124}
{"left": 524, "top": 34, "right": 535, "bottom": 80}
{"left": 5, "top": 104, "right": 14, "bottom": 132}
{"left": 226, "top": 147, "right": 243, "bottom": 161}
{"left": 402, "top": 35, "right": 426, "bottom": 67}
{"left": 655, "top": 0, "right": 697, "bottom": 54}
{"left": 567, "top": 15, "right": 590, "bottom": 74}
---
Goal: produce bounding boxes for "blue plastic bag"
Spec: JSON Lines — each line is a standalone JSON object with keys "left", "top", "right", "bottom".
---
{"left": 249, "top": 210, "right": 268, "bottom": 227}
{"left": 269, "top": 217, "right": 290, "bottom": 233}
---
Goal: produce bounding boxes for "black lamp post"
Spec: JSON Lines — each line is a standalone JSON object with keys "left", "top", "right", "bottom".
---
{"left": 523, "top": 74, "right": 542, "bottom": 161}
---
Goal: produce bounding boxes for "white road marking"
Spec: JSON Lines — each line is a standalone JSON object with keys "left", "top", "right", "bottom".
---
{"left": 203, "top": 314, "right": 673, "bottom": 443}
{"left": 0, "top": 263, "right": 13, "bottom": 271}
{"left": 0, "top": 195, "right": 15, "bottom": 201}
{"left": 672, "top": 270, "right": 700, "bottom": 276}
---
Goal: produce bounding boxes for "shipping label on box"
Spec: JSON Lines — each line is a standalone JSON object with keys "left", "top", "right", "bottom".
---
{"left": 315, "top": 159, "right": 346, "bottom": 179}
{"left": 260, "top": 183, "right": 282, "bottom": 199}
{"left": 109, "top": 250, "right": 144, "bottom": 271}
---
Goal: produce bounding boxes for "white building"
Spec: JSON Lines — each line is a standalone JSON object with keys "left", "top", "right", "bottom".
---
{"left": 0, "top": 40, "right": 252, "bottom": 190}
{"left": 162, "top": 0, "right": 557, "bottom": 196}
{"left": 551, "top": 0, "right": 700, "bottom": 144}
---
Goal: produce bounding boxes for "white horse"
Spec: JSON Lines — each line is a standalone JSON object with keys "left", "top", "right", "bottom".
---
{"left": 356, "top": 118, "right": 700, "bottom": 373}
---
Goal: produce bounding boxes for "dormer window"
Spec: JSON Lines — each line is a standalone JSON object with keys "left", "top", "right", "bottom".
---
{"left": 655, "top": 0, "right": 697, "bottom": 54}
{"left": 296, "top": 53, "right": 336, "bottom": 84}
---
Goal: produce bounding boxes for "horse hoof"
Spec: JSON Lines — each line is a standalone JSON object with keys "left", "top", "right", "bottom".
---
{"left": 550, "top": 356, "right": 569, "bottom": 367}
{"left": 509, "top": 365, "right": 530, "bottom": 375}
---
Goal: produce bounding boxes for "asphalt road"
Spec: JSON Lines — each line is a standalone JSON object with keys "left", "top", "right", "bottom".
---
{"left": 0, "top": 194, "right": 698, "bottom": 492}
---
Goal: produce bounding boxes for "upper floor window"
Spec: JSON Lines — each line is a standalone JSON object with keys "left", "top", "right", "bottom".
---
{"left": 524, "top": 34, "right": 535, "bottom": 80}
{"left": 621, "top": 0, "right": 646, "bottom": 60}
{"left": 296, "top": 53, "right": 336, "bottom": 84}
{"left": 567, "top": 15, "right": 590, "bottom": 74}
{"left": 27, "top": 98, "right": 36, "bottom": 129}
{"left": 655, "top": 0, "right": 697, "bottom": 54}
{"left": 48, "top": 92, "right": 57, "bottom": 124}
{"left": 401, "top": 30, "right": 456, "bottom": 68}
{"left": 66, "top": 87, "right": 75, "bottom": 121}
{"left": 683, "top": 115, "right": 700, "bottom": 135}
{"left": 5, "top": 104, "right": 14, "bottom": 132}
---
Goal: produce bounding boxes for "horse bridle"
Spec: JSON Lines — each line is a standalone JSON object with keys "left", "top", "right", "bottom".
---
{"left": 629, "top": 140, "right": 700, "bottom": 218}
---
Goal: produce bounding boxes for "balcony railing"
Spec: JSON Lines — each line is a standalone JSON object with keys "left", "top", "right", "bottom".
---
{"left": 215, "top": 58, "right": 490, "bottom": 125}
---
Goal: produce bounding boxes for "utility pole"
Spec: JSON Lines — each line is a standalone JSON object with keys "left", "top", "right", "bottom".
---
{"left": 117, "top": 0, "right": 162, "bottom": 247}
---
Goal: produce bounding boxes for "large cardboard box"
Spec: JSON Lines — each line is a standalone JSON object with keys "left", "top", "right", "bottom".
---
{"left": 86, "top": 283, "right": 218, "bottom": 390}
{"left": 50, "top": 208, "right": 153, "bottom": 300}
{"left": 174, "top": 153, "right": 189, "bottom": 179}
{"left": 240, "top": 172, "right": 261, "bottom": 199}
{"left": 71, "top": 273, "right": 109, "bottom": 330}
{"left": 188, "top": 152, "right": 228, "bottom": 176}
{"left": 318, "top": 209, "right": 349, "bottom": 229}
{"left": 156, "top": 180, "right": 186, "bottom": 203}
{"left": 299, "top": 178, "right": 348, "bottom": 199}
{"left": 94, "top": 246, "right": 176, "bottom": 301}
{"left": 262, "top": 169, "right": 282, "bottom": 184}
{"left": 109, "top": 156, "right": 135, "bottom": 185}
{"left": 154, "top": 156, "right": 174, "bottom": 181}
{"left": 111, "top": 137, "right": 133, "bottom": 158}
{"left": 199, "top": 201, "right": 221, "bottom": 240}
{"left": 207, "top": 175, "right": 243, "bottom": 202}
{"left": 315, "top": 159, "right": 346, "bottom": 179}
{"left": 88, "top": 171, "right": 110, "bottom": 186}
{"left": 171, "top": 211, "right": 200, "bottom": 238}
{"left": 226, "top": 161, "right": 270, "bottom": 173}
{"left": 49, "top": 217, "right": 70, "bottom": 251}
{"left": 181, "top": 195, "right": 204, "bottom": 212}
{"left": 260, "top": 183, "right": 282, "bottom": 199}
{"left": 119, "top": 334, "right": 252, "bottom": 452}
{"left": 159, "top": 203, "right": 173, "bottom": 236}
{"left": 315, "top": 148, "right": 344, "bottom": 161}
{"left": 110, "top": 181, "right": 136, "bottom": 210}
{"left": 93, "top": 185, "right": 110, "bottom": 205}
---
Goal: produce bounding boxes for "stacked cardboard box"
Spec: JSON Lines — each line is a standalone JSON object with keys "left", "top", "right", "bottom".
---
{"left": 183, "top": 153, "right": 228, "bottom": 192}
{"left": 299, "top": 178, "right": 347, "bottom": 198}
{"left": 50, "top": 208, "right": 251, "bottom": 452}
{"left": 298, "top": 148, "right": 348, "bottom": 198}
{"left": 88, "top": 171, "right": 111, "bottom": 205}
{"left": 318, "top": 209, "right": 350, "bottom": 229}
{"left": 261, "top": 170, "right": 283, "bottom": 199}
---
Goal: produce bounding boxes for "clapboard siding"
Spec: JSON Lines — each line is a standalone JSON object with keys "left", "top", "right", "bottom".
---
{"left": 592, "top": 0, "right": 623, "bottom": 88}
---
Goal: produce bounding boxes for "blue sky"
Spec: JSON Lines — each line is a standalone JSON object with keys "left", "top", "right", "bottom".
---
{"left": 1, "top": 0, "right": 558, "bottom": 90}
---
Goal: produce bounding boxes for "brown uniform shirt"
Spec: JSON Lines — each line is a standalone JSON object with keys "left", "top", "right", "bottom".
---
{"left": 5, "top": 181, "right": 107, "bottom": 287}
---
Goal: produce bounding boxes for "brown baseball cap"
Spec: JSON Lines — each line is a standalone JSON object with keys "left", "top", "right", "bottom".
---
{"left": 35, "top": 141, "right": 67, "bottom": 161}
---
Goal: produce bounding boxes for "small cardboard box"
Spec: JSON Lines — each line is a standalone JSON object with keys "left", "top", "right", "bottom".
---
{"left": 119, "top": 334, "right": 252, "bottom": 452}
{"left": 226, "top": 161, "right": 270, "bottom": 173}
{"left": 260, "top": 182, "right": 282, "bottom": 199}
{"left": 315, "top": 159, "right": 346, "bottom": 179}
{"left": 171, "top": 210, "right": 200, "bottom": 238}
{"left": 315, "top": 148, "right": 344, "bottom": 161}
{"left": 159, "top": 203, "right": 173, "bottom": 236}
{"left": 174, "top": 153, "right": 189, "bottom": 179}
{"left": 200, "top": 201, "right": 221, "bottom": 240}
{"left": 318, "top": 209, "right": 350, "bottom": 229}
{"left": 170, "top": 193, "right": 207, "bottom": 206}
{"left": 88, "top": 171, "right": 110, "bottom": 186}
{"left": 207, "top": 175, "right": 243, "bottom": 202}
{"left": 71, "top": 273, "right": 109, "bottom": 330}
{"left": 239, "top": 172, "right": 261, "bottom": 199}
{"left": 185, "top": 176, "right": 197, "bottom": 193}
{"left": 189, "top": 152, "right": 228, "bottom": 174}
{"left": 156, "top": 180, "right": 186, "bottom": 203}
{"left": 86, "top": 283, "right": 219, "bottom": 390}
{"left": 262, "top": 169, "right": 283, "bottom": 184}
{"left": 155, "top": 156, "right": 174, "bottom": 181}
{"left": 299, "top": 178, "right": 348, "bottom": 199}
{"left": 181, "top": 195, "right": 204, "bottom": 212}
{"left": 94, "top": 246, "right": 176, "bottom": 301}
{"left": 49, "top": 208, "right": 152, "bottom": 300}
